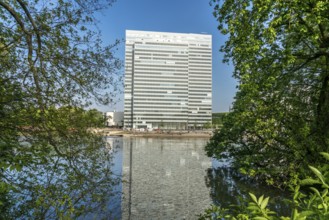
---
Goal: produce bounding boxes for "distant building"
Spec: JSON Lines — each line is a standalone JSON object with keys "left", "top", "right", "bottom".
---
{"left": 105, "top": 111, "right": 124, "bottom": 127}
{"left": 124, "top": 30, "right": 212, "bottom": 129}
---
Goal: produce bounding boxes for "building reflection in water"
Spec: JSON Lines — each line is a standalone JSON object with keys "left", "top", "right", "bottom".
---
{"left": 121, "top": 137, "right": 212, "bottom": 220}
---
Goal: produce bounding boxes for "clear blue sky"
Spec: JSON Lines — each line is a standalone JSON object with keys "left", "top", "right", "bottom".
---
{"left": 94, "top": 0, "right": 237, "bottom": 113}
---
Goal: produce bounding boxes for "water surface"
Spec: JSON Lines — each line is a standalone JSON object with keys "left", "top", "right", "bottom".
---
{"left": 114, "top": 137, "right": 290, "bottom": 220}
{"left": 121, "top": 137, "right": 211, "bottom": 219}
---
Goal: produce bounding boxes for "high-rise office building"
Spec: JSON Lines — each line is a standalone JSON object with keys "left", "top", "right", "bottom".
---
{"left": 124, "top": 30, "right": 212, "bottom": 129}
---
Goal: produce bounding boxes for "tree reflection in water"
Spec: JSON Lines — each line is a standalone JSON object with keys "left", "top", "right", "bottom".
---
{"left": 205, "top": 160, "right": 291, "bottom": 217}
{"left": 4, "top": 136, "right": 121, "bottom": 219}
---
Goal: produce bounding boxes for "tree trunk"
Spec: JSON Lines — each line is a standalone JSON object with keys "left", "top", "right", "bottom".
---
{"left": 315, "top": 56, "right": 329, "bottom": 150}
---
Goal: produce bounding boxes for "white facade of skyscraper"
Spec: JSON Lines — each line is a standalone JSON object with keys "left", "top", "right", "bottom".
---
{"left": 124, "top": 30, "right": 212, "bottom": 129}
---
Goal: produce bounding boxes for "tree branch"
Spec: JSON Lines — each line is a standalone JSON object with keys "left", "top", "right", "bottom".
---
{"left": 16, "top": 0, "right": 44, "bottom": 68}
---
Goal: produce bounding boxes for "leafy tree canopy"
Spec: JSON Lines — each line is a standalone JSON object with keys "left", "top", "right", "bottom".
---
{"left": 206, "top": 0, "right": 329, "bottom": 186}
{"left": 212, "top": 112, "right": 228, "bottom": 127}
{"left": 200, "top": 152, "right": 329, "bottom": 219}
{"left": 0, "top": 0, "right": 122, "bottom": 218}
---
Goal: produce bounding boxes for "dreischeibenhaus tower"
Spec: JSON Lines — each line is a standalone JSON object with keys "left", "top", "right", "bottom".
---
{"left": 124, "top": 30, "right": 212, "bottom": 129}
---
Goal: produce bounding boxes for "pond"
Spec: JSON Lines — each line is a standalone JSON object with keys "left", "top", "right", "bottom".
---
{"left": 7, "top": 136, "right": 290, "bottom": 219}
{"left": 108, "top": 137, "right": 290, "bottom": 220}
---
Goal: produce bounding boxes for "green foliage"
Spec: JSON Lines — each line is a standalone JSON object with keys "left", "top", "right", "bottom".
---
{"left": 204, "top": 121, "right": 213, "bottom": 129}
{"left": 212, "top": 112, "right": 228, "bottom": 128}
{"left": 207, "top": 0, "right": 329, "bottom": 185}
{"left": 4, "top": 135, "right": 121, "bottom": 219}
{"left": 200, "top": 152, "right": 329, "bottom": 219}
{"left": 200, "top": 193, "right": 277, "bottom": 220}
{"left": 47, "top": 106, "right": 106, "bottom": 130}
{"left": 0, "top": 0, "right": 122, "bottom": 218}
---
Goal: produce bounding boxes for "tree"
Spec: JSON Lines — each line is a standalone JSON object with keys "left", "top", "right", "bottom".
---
{"left": 212, "top": 112, "right": 228, "bottom": 128}
{"left": 206, "top": 0, "right": 329, "bottom": 186}
{"left": 200, "top": 152, "right": 329, "bottom": 219}
{"left": 203, "top": 121, "right": 212, "bottom": 129}
{"left": 0, "top": 0, "right": 122, "bottom": 218}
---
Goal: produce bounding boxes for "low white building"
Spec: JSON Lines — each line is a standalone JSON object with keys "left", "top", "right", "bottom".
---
{"left": 104, "top": 111, "right": 124, "bottom": 127}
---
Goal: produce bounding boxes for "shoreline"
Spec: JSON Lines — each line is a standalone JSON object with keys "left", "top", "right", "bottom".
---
{"left": 90, "top": 128, "right": 213, "bottom": 138}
